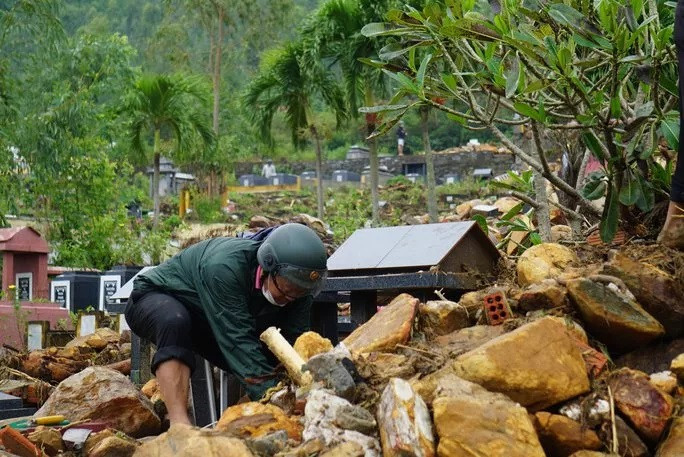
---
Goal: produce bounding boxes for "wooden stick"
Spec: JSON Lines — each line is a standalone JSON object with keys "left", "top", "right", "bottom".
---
{"left": 259, "top": 327, "right": 312, "bottom": 386}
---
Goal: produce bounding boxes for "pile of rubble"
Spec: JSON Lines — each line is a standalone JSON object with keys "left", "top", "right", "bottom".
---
{"left": 2, "top": 242, "right": 684, "bottom": 457}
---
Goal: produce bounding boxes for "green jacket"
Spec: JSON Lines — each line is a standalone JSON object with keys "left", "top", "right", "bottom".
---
{"left": 133, "top": 237, "right": 312, "bottom": 399}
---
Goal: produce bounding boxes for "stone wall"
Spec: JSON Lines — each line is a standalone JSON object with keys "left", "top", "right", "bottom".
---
{"left": 235, "top": 150, "right": 517, "bottom": 180}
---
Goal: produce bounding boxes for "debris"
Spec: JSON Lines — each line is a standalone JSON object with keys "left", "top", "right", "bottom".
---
{"left": 294, "top": 332, "right": 333, "bottom": 362}
{"left": 26, "top": 426, "right": 63, "bottom": 456}
{"left": 608, "top": 368, "right": 674, "bottom": 443}
{"left": 656, "top": 417, "right": 684, "bottom": 457}
{"left": 83, "top": 428, "right": 139, "bottom": 457}
{"left": 34, "top": 367, "right": 160, "bottom": 438}
{"left": 518, "top": 279, "right": 569, "bottom": 311}
{"left": 376, "top": 378, "right": 434, "bottom": 457}
{"left": 0, "top": 425, "right": 44, "bottom": 457}
{"left": 342, "top": 294, "right": 418, "bottom": 357}
{"left": 245, "top": 430, "right": 288, "bottom": 456}
{"left": 517, "top": 243, "right": 579, "bottom": 287}
{"left": 216, "top": 402, "right": 302, "bottom": 441}
{"left": 433, "top": 325, "right": 505, "bottom": 357}
{"left": 532, "top": 412, "right": 602, "bottom": 457}
{"left": 566, "top": 278, "right": 665, "bottom": 352}
{"left": 302, "top": 353, "right": 356, "bottom": 401}
{"left": 260, "top": 327, "right": 313, "bottom": 387}
{"left": 453, "top": 316, "right": 590, "bottom": 410}
{"left": 648, "top": 371, "right": 677, "bottom": 395}
{"left": 671, "top": 354, "right": 684, "bottom": 381}
{"left": 599, "top": 416, "right": 650, "bottom": 457}
{"left": 318, "top": 442, "right": 365, "bottom": 457}
{"left": 417, "top": 299, "right": 469, "bottom": 336}
{"left": 482, "top": 290, "right": 513, "bottom": 325}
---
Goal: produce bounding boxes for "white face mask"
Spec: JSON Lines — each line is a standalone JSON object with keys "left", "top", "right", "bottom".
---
{"left": 262, "top": 284, "right": 287, "bottom": 307}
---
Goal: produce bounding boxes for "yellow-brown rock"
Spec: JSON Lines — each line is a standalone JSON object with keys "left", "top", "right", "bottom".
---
{"left": 567, "top": 278, "right": 665, "bottom": 352}
{"left": 27, "top": 426, "right": 64, "bottom": 456}
{"left": 671, "top": 353, "right": 684, "bottom": 381}
{"left": 657, "top": 417, "right": 684, "bottom": 457}
{"left": 568, "top": 452, "right": 617, "bottom": 457}
{"left": 608, "top": 368, "right": 673, "bottom": 443}
{"left": 413, "top": 369, "right": 488, "bottom": 406}
{"left": 494, "top": 197, "right": 521, "bottom": 214}
{"left": 319, "top": 442, "right": 365, "bottom": 457}
{"left": 417, "top": 300, "right": 469, "bottom": 336}
{"left": 453, "top": 316, "right": 590, "bottom": 410}
{"left": 433, "top": 382, "right": 545, "bottom": 457}
{"left": 551, "top": 225, "right": 573, "bottom": 242}
{"left": 66, "top": 328, "right": 120, "bottom": 350}
{"left": 294, "top": 332, "right": 333, "bottom": 361}
{"left": 649, "top": 371, "right": 678, "bottom": 395}
{"left": 133, "top": 424, "right": 255, "bottom": 457}
{"left": 517, "top": 243, "right": 578, "bottom": 287}
{"left": 85, "top": 429, "right": 138, "bottom": 457}
{"left": 35, "top": 367, "right": 160, "bottom": 438}
{"left": 434, "top": 325, "right": 505, "bottom": 357}
{"left": 140, "top": 378, "right": 158, "bottom": 399}
{"left": 377, "top": 378, "right": 435, "bottom": 457}
{"left": 532, "top": 412, "right": 602, "bottom": 457}
{"left": 343, "top": 293, "right": 418, "bottom": 356}
{"left": 217, "top": 402, "right": 302, "bottom": 441}
{"left": 518, "top": 279, "right": 569, "bottom": 311}
{"left": 355, "top": 352, "right": 415, "bottom": 387}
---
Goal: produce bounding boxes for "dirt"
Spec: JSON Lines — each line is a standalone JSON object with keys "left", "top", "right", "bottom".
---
{"left": 618, "top": 243, "right": 684, "bottom": 285}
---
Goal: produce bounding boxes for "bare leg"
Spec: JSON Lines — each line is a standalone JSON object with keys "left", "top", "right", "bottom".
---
{"left": 156, "top": 359, "right": 192, "bottom": 425}
{"left": 398, "top": 143, "right": 404, "bottom": 156}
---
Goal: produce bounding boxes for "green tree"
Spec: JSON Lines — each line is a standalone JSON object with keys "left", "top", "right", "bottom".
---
{"left": 243, "top": 42, "right": 347, "bottom": 218}
{"left": 124, "top": 73, "right": 214, "bottom": 228}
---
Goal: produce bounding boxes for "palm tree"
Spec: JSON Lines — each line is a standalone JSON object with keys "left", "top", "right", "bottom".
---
{"left": 125, "top": 73, "right": 214, "bottom": 229}
{"left": 301, "top": 0, "right": 392, "bottom": 225}
{"left": 243, "top": 42, "right": 347, "bottom": 219}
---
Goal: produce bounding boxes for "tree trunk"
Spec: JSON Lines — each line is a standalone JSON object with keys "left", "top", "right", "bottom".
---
{"left": 365, "top": 87, "right": 379, "bottom": 225}
{"left": 210, "top": 7, "right": 224, "bottom": 198}
{"left": 420, "top": 107, "right": 438, "bottom": 223}
{"left": 312, "top": 127, "right": 325, "bottom": 219}
{"left": 534, "top": 172, "right": 552, "bottom": 242}
{"left": 153, "top": 128, "right": 161, "bottom": 230}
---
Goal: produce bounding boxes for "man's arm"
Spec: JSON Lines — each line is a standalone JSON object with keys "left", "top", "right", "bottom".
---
{"left": 195, "top": 265, "right": 278, "bottom": 399}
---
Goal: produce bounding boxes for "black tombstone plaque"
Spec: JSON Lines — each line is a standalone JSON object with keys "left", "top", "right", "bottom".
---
{"left": 17, "top": 275, "right": 31, "bottom": 300}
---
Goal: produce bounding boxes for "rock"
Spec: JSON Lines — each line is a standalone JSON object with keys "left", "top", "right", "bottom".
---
{"left": 456, "top": 290, "right": 490, "bottom": 320}
{"left": 671, "top": 354, "right": 684, "bottom": 381}
{"left": 517, "top": 243, "right": 579, "bottom": 287}
{"left": 66, "top": 328, "right": 121, "bottom": 350}
{"left": 140, "top": 379, "right": 158, "bottom": 399}
{"left": 566, "top": 278, "right": 665, "bottom": 352}
{"left": 602, "top": 252, "right": 684, "bottom": 338}
{"left": 616, "top": 339, "right": 684, "bottom": 374}
{"left": 453, "top": 316, "right": 590, "bottom": 410}
{"left": 599, "top": 416, "right": 650, "bottom": 457}
{"left": 532, "top": 412, "right": 602, "bottom": 457}
{"left": 319, "top": 442, "right": 365, "bottom": 457}
{"left": 303, "top": 353, "right": 356, "bottom": 401}
{"left": 294, "top": 332, "right": 333, "bottom": 361}
{"left": 303, "top": 389, "right": 381, "bottom": 456}
{"left": 35, "top": 367, "right": 160, "bottom": 438}
{"left": 518, "top": 279, "right": 569, "bottom": 311}
{"left": 569, "top": 452, "right": 618, "bottom": 457}
{"left": 657, "top": 417, "right": 684, "bottom": 457}
{"left": 275, "top": 439, "right": 324, "bottom": 457}
{"left": 21, "top": 346, "right": 92, "bottom": 383}
{"left": 377, "top": 378, "right": 435, "bottom": 457}
{"left": 471, "top": 204, "right": 499, "bottom": 217}
{"left": 560, "top": 396, "right": 610, "bottom": 427}
{"left": 649, "top": 371, "right": 678, "bottom": 394}
{"left": 216, "top": 402, "right": 302, "bottom": 441}
{"left": 342, "top": 293, "right": 418, "bottom": 356}
{"left": 245, "top": 430, "right": 288, "bottom": 457}
{"left": 27, "top": 426, "right": 64, "bottom": 456}
{"left": 608, "top": 368, "right": 674, "bottom": 443}
{"left": 433, "top": 325, "right": 505, "bottom": 357}
{"left": 133, "top": 423, "right": 255, "bottom": 457}
{"left": 494, "top": 197, "right": 521, "bottom": 214}
{"left": 417, "top": 300, "right": 469, "bottom": 336}
{"left": 355, "top": 352, "right": 415, "bottom": 388}
{"left": 85, "top": 429, "right": 139, "bottom": 457}
{"left": 413, "top": 368, "right": 488, "bottom": 406}
{"left": 433, "top": 379, "right": 545, "bottom": 457}
{"left": 551, "top": 225, "right": 574, "bottom": 242}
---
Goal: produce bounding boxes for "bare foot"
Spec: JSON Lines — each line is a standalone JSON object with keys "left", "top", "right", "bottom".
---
{"left": 657, "top": 201, "right": 684, "bottom": 250}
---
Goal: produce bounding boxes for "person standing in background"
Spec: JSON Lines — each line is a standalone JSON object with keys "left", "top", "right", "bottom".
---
{"left": 261, "top": 159, "right": 276, "bottom": 179}
{"left": 397, "top": 121, "right": 407, "bottom": 156}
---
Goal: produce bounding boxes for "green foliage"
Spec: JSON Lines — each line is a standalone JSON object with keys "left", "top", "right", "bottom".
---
{"left": 190, "top": 194, "right": 226, "bottom": 223}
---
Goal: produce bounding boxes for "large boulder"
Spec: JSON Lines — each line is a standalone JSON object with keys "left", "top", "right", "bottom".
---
{"left": 532, "top": 412, "right": 602, "bottom": 457}
{"left": 518, "top": 279, "right": 569, "bottom": 311}
{"left": 133, "top": 424, "right": 255, "bottom": 457}
{"left": 602, "top": 253, "right": 684, "bottom": 338}
{"left": 35, "top": 367, "right": 160, "bottom": 438}
{"left": 608, "top": 368, "right": 674, "bottom": 443}
{"left": 377, "top": 378, "right": 434, "bottom": 457}
{"left": 216, "top": 402, "right": 302, "bottom": 441}
{"left": 517, "top": 243, "right": 578, "bottom": 287}
{"left": 432, "top": 377, "right": 545, "bottom": 457}
{"left": 657, "top": 417, "right": 684, "bottom": 457}
{"left": 417, "top": 300, "right": 469, "bottom": 336}
{"left": 452, "top": 316, "right": 590, "bottom": 410}
{"left": 566, "top": 278, "right": 665, "bottom": 352}
{"left": 342, "top": 293, "right": 418, "bottom": 356}
{"left": 433, "top": 325, "right": 505, "bottom": 357}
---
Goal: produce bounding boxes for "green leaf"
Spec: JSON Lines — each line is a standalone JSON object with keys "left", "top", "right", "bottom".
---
{"left": 581, "top": 131, "right": 606, "bottom": 161}
{"left": 382, "top": 69, "right": 419, "bottom": 94}
{"left": 582, "top": 178, "right": 607, "bottom": 200}
{"left": 513, "top": 102, "right": 545, "bottom": 122}
{"left": 379, "top": 42, "right": 417, "bottom": 61}
{"left": 618, "top": 170, "right": 639, "bottom": 205}
{"left": 505, "top": 56, "right": 520, "bottom": 98}
{"left": 416, "top": 54, "right": 432, "bottom": 93}
{"left": 634, "top": 175, "right": 655, "bottom": 211}
{"left": 529, "top": 232, "right": 542, "bottom": 245}
{"left": 471, "top": 214, "right": 488, "bottom": 235}
{"left": 501, "top": 202, "right": 524, "bottom": 221}
{"left": 447, "top": 112, "right": 467, "bottom": 126}
{"left": 361, "top": 23, "right": 411, "bottom": 37}
{"left": 442, "top": 74, "right": 458, "bottom": 94}
{"left": 660, "top": 116, "right": 680, "bottom": 150}
{"left": 610, "top": 94, "right": 622, "bottom": 118}
{"left": 599, "top": 183, "right": 620, "bottom": 243}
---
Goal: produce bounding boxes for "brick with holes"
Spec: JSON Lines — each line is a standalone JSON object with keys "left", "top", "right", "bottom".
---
{"left": 482, "top": 291, "right": 513, "bottom": 325}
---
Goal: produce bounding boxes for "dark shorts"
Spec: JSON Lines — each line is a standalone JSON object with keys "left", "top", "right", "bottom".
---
{"left": 124, "top": 290, "right": 231, "bottom": 375}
